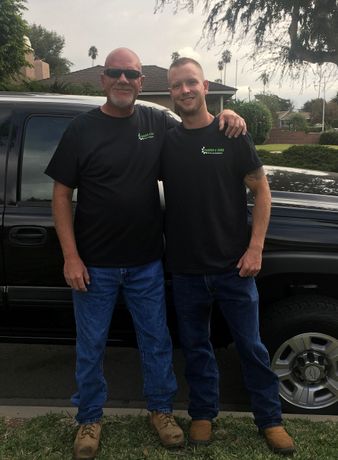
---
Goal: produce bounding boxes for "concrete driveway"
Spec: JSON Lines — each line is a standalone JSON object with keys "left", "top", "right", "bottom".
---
{"left": 0, "top": 343, "right": 250, "bottom": 411}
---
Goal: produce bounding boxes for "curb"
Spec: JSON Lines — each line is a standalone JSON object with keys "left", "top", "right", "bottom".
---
{"left": 1, "top": 406, "right": 337, "bottom": 422}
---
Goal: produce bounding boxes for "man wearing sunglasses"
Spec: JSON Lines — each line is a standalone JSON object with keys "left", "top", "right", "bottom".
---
{"left": 46, "top": 47, "right": 246, "bottom": 460}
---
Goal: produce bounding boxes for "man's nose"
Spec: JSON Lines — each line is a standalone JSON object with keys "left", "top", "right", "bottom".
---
{"left": 117, "top": 72, "right": 129, "bottom": 83}
{"left": 181, "top": 82, "right": 190, "bottom": 93}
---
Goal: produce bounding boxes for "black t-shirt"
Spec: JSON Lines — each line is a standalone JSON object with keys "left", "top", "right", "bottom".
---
{"left": 161, "top": 117, "right": 262, "bottom": 273}
{"left": 45, "top": 105, "right": 177, "bottom": 267}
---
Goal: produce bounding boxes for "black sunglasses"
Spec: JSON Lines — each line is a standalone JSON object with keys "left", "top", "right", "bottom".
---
{"left": 103, "top": 68, "right": 142, "bottom": 79}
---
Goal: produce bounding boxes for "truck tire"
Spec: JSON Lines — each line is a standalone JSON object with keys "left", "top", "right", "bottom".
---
{"left": 260, "top": 295, "right": 338, "bottom": 414}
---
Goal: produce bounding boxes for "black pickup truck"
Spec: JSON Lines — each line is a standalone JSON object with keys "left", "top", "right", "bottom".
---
{"left": 1, "top": 93, "right": 338, "bottom": 414}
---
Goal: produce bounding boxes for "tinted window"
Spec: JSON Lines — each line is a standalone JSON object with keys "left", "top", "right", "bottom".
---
{"left": 0, "top": 112, "right": 11, "bottom": 152}
{"left": 0, "top": 109, "right": 12, "bottom": 205}
{"left": 21, "top": 116, "right": 72, "bottom": 202}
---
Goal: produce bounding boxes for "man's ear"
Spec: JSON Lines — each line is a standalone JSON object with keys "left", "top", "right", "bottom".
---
{"left": 139, "top": 74, "right": 145, "bottom": 92}
{"left": 203, "top": 79, "right": 209, "bottom": 94}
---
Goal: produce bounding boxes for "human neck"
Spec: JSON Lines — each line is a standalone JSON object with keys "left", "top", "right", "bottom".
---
{"left": 100, "top": 102, "right": 134, "bottom": 118}
{"left": 181, "top": 111, "right": 214, "bottom": 129}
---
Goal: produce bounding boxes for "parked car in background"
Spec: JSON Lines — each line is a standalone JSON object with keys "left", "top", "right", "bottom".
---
{"left": 1, "top": 93, "right": 337, "bottom": 414}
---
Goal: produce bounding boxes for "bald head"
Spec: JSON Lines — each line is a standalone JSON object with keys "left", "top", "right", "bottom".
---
{"left": 104, "top": 48, "right": 142, "bottom": 72}
{"left": 100, "top": 47, "right": 144, "bottom": 117}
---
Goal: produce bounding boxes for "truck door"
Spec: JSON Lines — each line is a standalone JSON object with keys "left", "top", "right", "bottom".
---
{"left": 2, "top": 109, "right": 75, "bottom": 337}
{"left": 0, "top": 107, "right": 12, "bottom": 310}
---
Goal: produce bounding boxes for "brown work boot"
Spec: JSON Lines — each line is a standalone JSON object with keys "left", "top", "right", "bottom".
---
{"left": 150, "top": 411, "right": 184, "bottom": 448}
{"left": 189, "top": 419, "right": 212, "bottom": 445}
{"left": 74, "top": 422, "right": 101, "bottom": 460}
{"left": 261, "top": 425, "right": 295, "bottom": 456}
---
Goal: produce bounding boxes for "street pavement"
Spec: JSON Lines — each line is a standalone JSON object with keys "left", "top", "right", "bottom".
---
{"left": 0, "top": 343, "right": 249, "bottom": 410}
{"left": 1, "top": 343, "right": 337, "bottom": 422}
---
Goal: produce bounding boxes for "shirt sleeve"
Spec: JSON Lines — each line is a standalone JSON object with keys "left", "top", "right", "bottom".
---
{"left": 164, "top": 111, "right": 180, "bottom": 130}
{"left": 235, "top": 133, "right": 263, "bottom": 178}
{"left": 44, "top": 121, "right": 80, "bottom": 188}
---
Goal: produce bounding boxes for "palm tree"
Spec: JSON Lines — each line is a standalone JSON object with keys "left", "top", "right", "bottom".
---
{"left": 88, "top": 46, "right": 98, "bottom": 67}
{"left": 221, "top": 50, "right": 231, "bottom": 85}
{"left": 217, "top": 60, "right": 224, "bottom": 81}
{"left": 259, "top": 71, "right": 270, "bottom": 94}
{"left": 171, "top": 51, "right": 180, "bottom": 63}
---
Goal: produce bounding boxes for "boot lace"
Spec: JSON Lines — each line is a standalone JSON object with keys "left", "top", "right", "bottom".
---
{"left": 158, "top": 413, "right": 177, "bottom": 428}
{"left": 80, "top": 423, "right": 98, "bottom": 439}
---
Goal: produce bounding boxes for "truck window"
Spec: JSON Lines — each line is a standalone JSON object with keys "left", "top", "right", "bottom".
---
{"left": 20, "top": 116, "right": 72, "bottom": 202}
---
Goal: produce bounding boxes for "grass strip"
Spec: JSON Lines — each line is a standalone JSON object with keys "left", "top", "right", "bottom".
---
{"left": 1, "top": 413, "right": 338, "bottom": 459}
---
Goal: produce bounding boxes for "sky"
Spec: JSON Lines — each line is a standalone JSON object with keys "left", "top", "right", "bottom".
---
{"left": 23, "top": 0, "right": 337, "bottom": 109}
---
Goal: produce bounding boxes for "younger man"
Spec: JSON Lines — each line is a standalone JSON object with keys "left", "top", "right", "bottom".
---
{"left": 161, "top": 57, "right": 295, "bottom": 456}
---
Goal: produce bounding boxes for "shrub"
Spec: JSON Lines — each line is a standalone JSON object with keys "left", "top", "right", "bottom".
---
{"left": 0, "top": 80, "right": 103, "bottom": 96}
{"left": 319, "top": 130, "right": 338, "bottom": 145}
{"left": 257, "top": 145, "right": 338, "bottom": 172}
{"left": 226, "top": 100, "right": 272, "bottom": 144}
{"left": 288, "top": 113, "right": 309, "bottom": 132}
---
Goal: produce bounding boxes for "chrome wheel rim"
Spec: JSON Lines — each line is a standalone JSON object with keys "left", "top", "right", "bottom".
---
{"left": 271, "top": 332, "right": 338, "bottom": 409}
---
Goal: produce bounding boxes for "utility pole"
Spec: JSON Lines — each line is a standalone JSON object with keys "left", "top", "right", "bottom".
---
{"left": 321, "top": 79, "right": 326, "bottom": 132}
{"left": 235, "top": 59, "right": 238, "bottom": 100}
{"left": 248, "top": 86, "right": 252, "bottom": 102}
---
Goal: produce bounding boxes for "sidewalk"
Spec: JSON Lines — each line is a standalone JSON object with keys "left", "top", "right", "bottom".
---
{"left": 1, "top": 405, "right": 337, "bottom": 422}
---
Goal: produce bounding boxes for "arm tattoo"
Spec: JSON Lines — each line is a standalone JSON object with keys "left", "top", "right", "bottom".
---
{"left": 245, "top": 167, "right": 265, "bottom": 182}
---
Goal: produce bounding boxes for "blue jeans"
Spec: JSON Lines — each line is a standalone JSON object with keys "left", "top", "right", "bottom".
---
{"left": 172, "top": 269, "right": 282, "bottom": 429}
{"left": 71, "top": 260, "right": 177, "bottom": 424}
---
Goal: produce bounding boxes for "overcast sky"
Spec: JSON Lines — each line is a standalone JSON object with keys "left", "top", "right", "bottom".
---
{"left": 24, "top": 0, "right": 337, "bottom": 109}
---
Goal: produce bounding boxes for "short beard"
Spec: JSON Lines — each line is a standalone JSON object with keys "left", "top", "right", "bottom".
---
{"left": 107, "top": 93, "right": 136, "bottom": 109}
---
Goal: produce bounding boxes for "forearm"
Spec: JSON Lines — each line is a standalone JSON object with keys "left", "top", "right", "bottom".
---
{"left": 52, "top": 182, "right": 89, "bottom": 291}
{"left": 249, "top": 186, "right": 271, "bottom": 251}
{"left": 238, "top": 168, "right": 271, "bottom": 276}
{"left": 52, "top": 184, "right": 78, "bottom": 260}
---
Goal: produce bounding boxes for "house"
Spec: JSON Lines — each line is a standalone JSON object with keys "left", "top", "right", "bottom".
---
{"left": 19, "top": 36, "right": 50, "bottom": 81}
{"left": 38, "top": 65, "right": 237, "bottom": 114}
{"left": 276, "top": 110, "right": 311, "bottom": 129}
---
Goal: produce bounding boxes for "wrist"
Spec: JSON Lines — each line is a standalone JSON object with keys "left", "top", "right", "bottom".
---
{"left": 248, "top": 243, "right": 263, "bottom": 252}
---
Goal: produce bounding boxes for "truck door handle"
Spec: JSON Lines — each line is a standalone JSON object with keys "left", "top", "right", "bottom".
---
{"left": 9, "top": 226, "right": 47, "bottom": 246}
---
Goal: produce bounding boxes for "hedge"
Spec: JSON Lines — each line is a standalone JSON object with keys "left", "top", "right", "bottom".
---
{"left": 257, "top": 145, "right": 338, "bottom": 173}
{"left": 319, "top": 131, "right": 338, "bottom": 145}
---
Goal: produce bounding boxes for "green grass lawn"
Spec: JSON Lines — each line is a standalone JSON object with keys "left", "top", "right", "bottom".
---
{"left": 1, "top": 414, "right": 338, "bottom": 459}
{"left": 256, "top": 144, "right": 294, "bottom": 152}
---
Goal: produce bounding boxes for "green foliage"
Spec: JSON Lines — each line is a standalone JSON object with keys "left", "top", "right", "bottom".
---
{"left": 155, "top": 1, "right": 338, "bottom": 72}
{"left": 302, "top": 98, "right": 338, "bottom": 127}
{"left": 0, "top": 0, "right": 28, "bottom": 84}
{"left": 288, "top": 113, "right": 309, "bottom": 131}
{"left": 2, "top": 79, "right": 103, "bottom": 96}
{"left": 255, "top": 93, "right": 294, "bottom": 125}
{"left": 319, "top": 130, "right": 338, "bottom": 145}
{"left": 258, "top": 144, "right": 338, "bottom": 172}
{"left": 27, "top": 24, "right": 72, "bottom": 76}
{"left": 227, "top": 100, "right": 272, "bottom": 144}
{"left": 255, "top": 94, "right": 294, "bottom": 112}
{"left": 302, "top": 98, "right": 323, "bottom": 124}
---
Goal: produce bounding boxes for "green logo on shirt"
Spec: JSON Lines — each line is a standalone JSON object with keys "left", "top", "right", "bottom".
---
{"left": 138, "top": 132, "right": 155, "bottom": 141}
{"left": 201, "top": 146, "right": 224, "bottom": 155}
